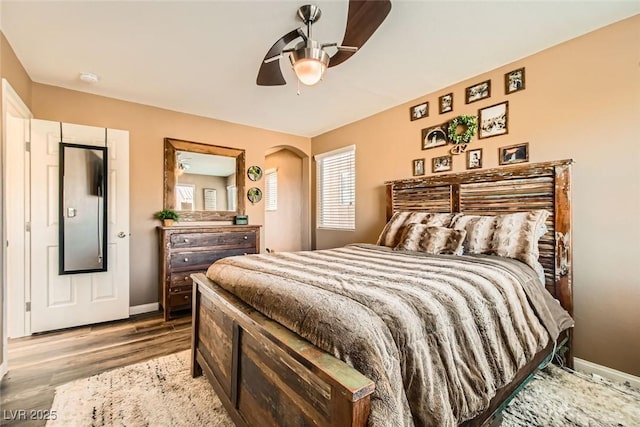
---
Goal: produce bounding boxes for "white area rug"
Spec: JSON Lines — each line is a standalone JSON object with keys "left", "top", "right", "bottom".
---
{"left": 47, "top": 350, "right": 640, "bottom": 426}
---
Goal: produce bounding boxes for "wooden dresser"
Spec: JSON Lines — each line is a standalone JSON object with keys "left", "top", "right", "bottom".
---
{"left": 158, "top": 224, "right": 260, "bottom": 320}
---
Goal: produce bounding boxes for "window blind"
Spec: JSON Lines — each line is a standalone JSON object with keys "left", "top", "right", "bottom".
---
{"left": 265, "top": 168, "right": 278, "bottom": 211}
{"left": 315, "top": 145, "right": 355, "bottom": 230}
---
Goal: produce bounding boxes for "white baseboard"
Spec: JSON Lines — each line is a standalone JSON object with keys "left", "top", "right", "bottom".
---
{"left": 129, "top": 303, "right": 159, "bottom": 316}
{"left": 574, "top": 357, "right": 640, "bottom": 389}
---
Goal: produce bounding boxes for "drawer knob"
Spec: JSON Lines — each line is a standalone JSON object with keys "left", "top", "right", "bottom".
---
{"left": 184, "top": 258, "right": 189, "bottom": 262}
{"left": 243, "top": 235, "right": 248, "bottom": 240}
{"left": 184, "top": 238, "right": 189, "bottom": 243}
{"left": 184, "top": 295, "right": 189, "bottom": 300}
{"left": 184, "top": 276, "right": 189, "bottom": 281}
{"left": 244, "top": 253, "right": 248, "bottom": 256}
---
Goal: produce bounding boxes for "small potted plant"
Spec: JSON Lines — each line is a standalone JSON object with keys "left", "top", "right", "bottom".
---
{"left": 155, "top": 209, "right": 179, "bottom": 226}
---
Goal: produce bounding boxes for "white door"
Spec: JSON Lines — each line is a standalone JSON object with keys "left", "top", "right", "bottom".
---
{"left": 30, "top": 120, "right": 130, "bottom": 333}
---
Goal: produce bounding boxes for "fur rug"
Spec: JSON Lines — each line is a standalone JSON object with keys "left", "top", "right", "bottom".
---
{"left": 47, "top": 350, "right": 640, "bottom": 427}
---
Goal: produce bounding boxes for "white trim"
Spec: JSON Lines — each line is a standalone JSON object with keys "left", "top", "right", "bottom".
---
{"left": 1, "top": 79, "right": 33, "bottom": 378}
{"left": 574, "top": 357, "right": 640, "bottom": 389}
{"left": 313, "top": 144, "right": 356, "bottom": 161}
{"left": 129, "top": 303, "right": 160, "bottom": 316}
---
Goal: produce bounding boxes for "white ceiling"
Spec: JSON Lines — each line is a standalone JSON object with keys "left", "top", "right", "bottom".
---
{"left": 177, "top": 151, "right": 236, "bottom": 176}
{"left": 2, "top": 1, "right": 638, "bottom": 137}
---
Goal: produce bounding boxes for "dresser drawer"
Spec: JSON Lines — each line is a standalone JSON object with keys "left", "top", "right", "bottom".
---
{"left": 169, "top": 291, "right": 192, "bottom": 309}
{"left": 169, "top": 247, "right": 257, "bottom": 271}
{"left": 170, "top": 231, "right": 256, "bottom": 249}
{"left": 170, "top": 271, "right": 200, "bottom": 289}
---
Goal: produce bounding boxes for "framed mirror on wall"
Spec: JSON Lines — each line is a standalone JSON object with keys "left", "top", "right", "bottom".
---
{"left": 164, "top": 138, "right": 245, "bottom": 221}
{"left": 59, "top": 143, "right": 108, "bottom": 274}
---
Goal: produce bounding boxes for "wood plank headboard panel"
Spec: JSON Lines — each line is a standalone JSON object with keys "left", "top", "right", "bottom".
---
{"left": 385, "top": 159, "right": 573, "bottom": 315}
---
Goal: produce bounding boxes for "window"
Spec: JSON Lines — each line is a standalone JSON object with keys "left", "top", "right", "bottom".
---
{"left": 176, "top": 184, "right": 195, "bottom": 211}
{"left": 226, "top": 185, "right": 237, "bottom": 211}
{"left": 265, "top": 168, "right": 278, "bottom": 211}
{"left": 315, "top": 145, "right": 355, "bottom": 230}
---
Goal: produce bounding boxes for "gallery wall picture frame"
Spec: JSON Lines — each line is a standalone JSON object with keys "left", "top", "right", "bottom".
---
{"left": 413, "top": 158, "right": 426, "bottom": 176}
{"left": 410, "top": 102, "right": 428, "bottom": 121}
{"left": 465, "top": 80, "right": 491, "bottom": 104}
{"left": 466, "top": 148, "right": 483, "bottom": 170}
{"left": 505, "top": 67, "right": 526, "bottom": 94}
{"left": 439, "top": 93, "right": 453, "bottom": 114}
{"left": 421, "top": 124, "right": 448, "bottom": 150}
{"left": 478, "top": 101, "right": 509, "bottom": 139}
{"left": 499, "top": 142, "right": 529, "bottom": 165}
{"left": 432, "top": 155, "right": 452, "bottom": 173}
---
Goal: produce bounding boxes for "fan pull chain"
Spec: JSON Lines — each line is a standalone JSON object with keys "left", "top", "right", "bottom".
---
{"left": 297, "top": 78, "right": 301, "bottom": 96}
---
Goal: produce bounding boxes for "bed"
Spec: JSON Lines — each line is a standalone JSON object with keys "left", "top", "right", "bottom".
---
{"left": 190, "top": 159, "right": 574, "bottom": 426}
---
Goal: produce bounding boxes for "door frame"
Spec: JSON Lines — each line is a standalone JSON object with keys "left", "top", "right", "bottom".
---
{"left": 1, "top": 79, "right": 33, "bottom": 377}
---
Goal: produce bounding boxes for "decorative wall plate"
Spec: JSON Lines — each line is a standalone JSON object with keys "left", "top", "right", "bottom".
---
{"left": 247, "top": 165, "right": 263, "bottom": 181}
{"left": 247, "top": 187, "right": 262, "bottom": 204}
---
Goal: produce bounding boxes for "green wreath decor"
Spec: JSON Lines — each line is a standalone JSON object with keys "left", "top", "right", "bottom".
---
{"left": 448, "top": 115, "right": 478, "bottom": 145}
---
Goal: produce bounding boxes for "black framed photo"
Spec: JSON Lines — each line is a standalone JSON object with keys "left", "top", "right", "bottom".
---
{"left": 465, "top": 80, "right": 491, "bottom": 104}
{"left": 413, "top": 158, "right": 426, "bottom": 176}
{"left": 478, "top": 101, "right": 508, "bottom": 139}
{"left": 466, "top": 148, "right": 482, "bottom": 170}
{"left": 432, "top": 155, "right": 452, "bottom": 173}
{"left": 421, "top": 125, "right": 448, "bottom": 150}
{"left": 438, "top": 93, "right": 453, "bottom": 114}
{"left": 410, "top": 102, "right": 428, "bottom": 121}
{"left": 505, "top": 67, "right": 525, "bottom": 94}
{"left": 499, "top": 143, "right": 529, "bottom": 165}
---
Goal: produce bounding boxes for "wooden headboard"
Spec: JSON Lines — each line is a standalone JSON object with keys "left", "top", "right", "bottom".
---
{"left": 385, "top": 159, "right": 573, "bottom": 316}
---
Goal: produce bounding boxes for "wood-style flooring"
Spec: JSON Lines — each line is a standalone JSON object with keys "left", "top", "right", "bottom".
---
{"left": 0, "top": 312, "right": 191, "bottom": 426}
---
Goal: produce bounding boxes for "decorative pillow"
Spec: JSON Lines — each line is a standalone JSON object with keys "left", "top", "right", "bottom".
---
{"left": 376, "top": 212, "right": 457, "bottom": 248}
{"left": 451, "top": 210, "right": 550, "bottom": 283}
{"left": 394, "top": 225, "right": 467, "bottom": 255}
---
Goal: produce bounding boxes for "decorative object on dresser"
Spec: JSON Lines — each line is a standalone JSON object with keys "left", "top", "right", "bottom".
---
{"left": 157, "top": 224, "right": 260, "bottom": 320}
{"left": 465, "top": 79, "right": 491, "bottom": 104}
{"left": 421, "top": 124, "right": 448, "bottom": 150}
{"left": 412, "top": 158, "right": 425, "bottom": 176}
{"left": 479, "top": 101, "right": 509, "bottom": 139}
{"left": 505, "top": 67, "right": 526, "bottom": 94}
{"left": 439, "top": 93, "right": 453, "bottom": 114}
{"left": 410, "top": 101, "right": 428, "bottom": 121}
{"left": 466, "top": 148, "right": 483, "bottom": 169}
{"left": 247, "top": 165, "right": 263, "bottom": 181}
{"left": 154, "top": 209, "right": 180, "bottom": 227}
{"left": 499, "top": 142, "right": 529, "bottom": 165}
{"left": 432, "top": 154, "right": 452, "bottom": 173}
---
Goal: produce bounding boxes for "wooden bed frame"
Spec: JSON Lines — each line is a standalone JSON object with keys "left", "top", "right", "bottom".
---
{"left": 191, "top": 159, "right": 574, "bottom": 427}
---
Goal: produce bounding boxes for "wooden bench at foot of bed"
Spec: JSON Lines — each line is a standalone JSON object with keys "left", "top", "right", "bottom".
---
{"left": 190, "top": 272, "right": 375, "bottom": 427}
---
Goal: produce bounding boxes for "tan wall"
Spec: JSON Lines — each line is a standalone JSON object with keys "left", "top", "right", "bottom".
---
{"left": 264, "top": 149, "right": 303, "bottom": 252}
{"left": 311, "top": 16, "right": 640, "bottom": 375}
{"left": 31, "top": 83, "right": 310, "bottom": 306}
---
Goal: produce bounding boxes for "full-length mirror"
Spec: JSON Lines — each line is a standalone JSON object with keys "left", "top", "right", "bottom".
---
{"left": 59, "top": 143, "right": 108, "bottom": 274}
{"left": 164, "top": 138, "right": 245, "bottom": 221}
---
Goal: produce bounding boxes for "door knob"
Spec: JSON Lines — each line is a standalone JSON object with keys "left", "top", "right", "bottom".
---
{"left": 117, "top": 232, "right": 127, "bottom": 238}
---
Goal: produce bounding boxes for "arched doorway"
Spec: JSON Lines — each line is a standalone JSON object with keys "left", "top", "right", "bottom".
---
{"left": 263, "top": 146, "right": 310, "bottom": 252}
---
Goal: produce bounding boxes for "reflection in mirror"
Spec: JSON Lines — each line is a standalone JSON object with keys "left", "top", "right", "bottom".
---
{"left": 175, "top": 151, "right": 236, "bottom": 211}
{"left": 59, "top": 143, "right": 108, "bottom": 274}
{"left": 164, "top": 138, "right": 245, "bottom": 222}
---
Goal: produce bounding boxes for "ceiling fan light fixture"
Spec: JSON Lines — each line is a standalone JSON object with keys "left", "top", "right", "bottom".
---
{"left": 290, "top": 45, "right": 329, "bottom": 86}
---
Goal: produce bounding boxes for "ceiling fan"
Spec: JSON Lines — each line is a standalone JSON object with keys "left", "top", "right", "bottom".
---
{"left": 257, "top": 0, "right": 392, "bottom": 87}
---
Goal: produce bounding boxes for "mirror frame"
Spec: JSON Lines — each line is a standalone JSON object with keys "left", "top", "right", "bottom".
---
{"left": 59, "top": 142, "right": 108, "bottom": 275}
{"left": 164, "top": 138, "right": 245, "bottom": 221}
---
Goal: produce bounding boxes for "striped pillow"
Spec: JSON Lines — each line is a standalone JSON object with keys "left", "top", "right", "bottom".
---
{"left": 376, "top": 212, "right": 457, "bottom": 248}
{"left": 394, "top": 225, "right": 467, "bottom": 255}
{"left": 451, "top": 210, "right": 550, "bottom": 282}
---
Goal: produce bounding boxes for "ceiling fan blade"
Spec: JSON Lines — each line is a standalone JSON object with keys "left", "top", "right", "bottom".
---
{"left": 329, "top": 0, "right": 391, "bottom": 68}
{"left": 257, "top": 28, "right": 304, "bottom": 86}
